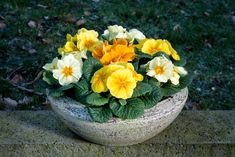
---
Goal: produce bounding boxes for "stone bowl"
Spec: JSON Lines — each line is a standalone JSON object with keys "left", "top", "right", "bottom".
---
{"left": 48, "top": 88, "right": 188, "bottom": 146}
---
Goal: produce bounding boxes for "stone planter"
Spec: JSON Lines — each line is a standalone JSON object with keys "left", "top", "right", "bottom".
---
{"left": 48, "top": 88, "right": 188, "bottom": 146}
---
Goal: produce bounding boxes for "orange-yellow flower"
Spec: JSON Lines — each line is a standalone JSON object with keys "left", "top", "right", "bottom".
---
{"left": 107, "top": 69, "right": 137, "bottom": 99}
{"left": 141, "top": 39, "right": 180, "bottom": 60}
{"left": 92, "top": 39, "right": 135, "bottom": 65}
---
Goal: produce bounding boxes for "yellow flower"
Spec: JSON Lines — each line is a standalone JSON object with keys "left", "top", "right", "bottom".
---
{"left": 58, "top": 41, "right": 79, "bottom": 55}
{"left": 107, "top": 69, "right": 137, "bottom": 99}
{"left": 92, "top": 38, "right": 135, "bottom": 65}
{"left": 141, "top": 39, "right": 180, "bottom": 60}
{"left": 145, "top": 56, "right": 174, "bottom": 83}
{"left": 91, "top": 67, "right": 109, "bottom": 93}
{"left": 76, "top": 28, "right": 100, "bottom": 51}
{"left": 114, "top": 62, "right": 143, "bottom": 81}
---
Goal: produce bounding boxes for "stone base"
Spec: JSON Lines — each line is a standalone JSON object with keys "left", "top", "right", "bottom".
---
{"left": 0, "top": 111, "right": 235, "bottom": 157}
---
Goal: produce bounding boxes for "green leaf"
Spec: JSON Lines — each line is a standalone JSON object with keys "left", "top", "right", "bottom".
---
{"left": 110, "top": 98, "right": 145, "bottom": 119}
{"left": 83, "top": 57, "right": 102, "bottom": 81}
{"left": 161, "top": 74, "right": 192, "bottom": 96}
{"left": 43, "top": 71, "right": 58, "bottom": 85}
{"left": 119, "top": 99, "right": 127, "bottom": 106}
{"left": 73, "top": 79, "right": 90, "bottom": 97}
{"left": 152, "top": 51, "right": 170, "bottom": 60}
{"left": 57, "top": 84, "right": 74, "bottom": 91}
{"left": 173, "top": 56, "right": 186, "bottom": 66}
{"left": 132, "top": 82, "right": 153, "bottom": 97}
{"left": 140, "top": 85, "right": 163, "bottom": 109}
{"left": 88, "top": 106, "right": 112, "bottom": 123}
{"left": 50, "top": 89, "right": 64, "bottom": 97}
{"left": 86, "top": 93, "right": 109, "bottom": 106}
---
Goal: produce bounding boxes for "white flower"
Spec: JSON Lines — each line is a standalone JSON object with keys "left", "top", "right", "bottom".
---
{"left": 43, "top": 57, "right": 58, "bottom": 71}
{"left": 52, "top": 54, "right": 83, "bottom": 86}
{"left": 128, "top": 29, "right": 146, "bottom": 42}
{"left": 146, "top": 56, "right": 174, "bottom": 83}
{"left": 103, "top": 25, "right": 128, "bottom": 41}
{"left": 170, "top": 66, "right": 187, "bottom": 85}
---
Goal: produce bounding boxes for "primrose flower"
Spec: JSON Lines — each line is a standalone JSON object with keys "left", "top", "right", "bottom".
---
{"left": 90, "top": 67, "right": 110, "bottom": 93}
{"left": 141, "top": 39, "right": 180, "bottom": 60}
{"left": 107, "top": 69, "right": 137, "bottom": 99}
{"left": 92, "top": 38, "right": 135, "bottom": 65}
{"left": 76, "top": 28, "right": 100, "bottom": 51}
{"left": 128, "top": 29, "right": 146, "bottom": 42}
{"left": 58, "top": 41, "right": 79, "bottom": 55}
{"left": 145, "top": 56, "right": 174, "bottom": 83}
{"left": 43, "top": 57, "right": 58, "bottom": 71}
{"left": 170, "top": 66, "right": 187, "bottom": 85}
{"left": 103, "top": 25, "right": 128, "bottom": 41}
{"left": 52, "top": 54, "right": 83, "bottom": 86}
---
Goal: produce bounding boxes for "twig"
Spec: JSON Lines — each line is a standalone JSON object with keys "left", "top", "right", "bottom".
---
{"left": 10, "top": 83, "right": 43, "bottom": 96}
{"left": 26, "top": 70, "right": 43, "bottom": 85}
{"left": 7, "top": 66, "right": 23, "bottom": 80}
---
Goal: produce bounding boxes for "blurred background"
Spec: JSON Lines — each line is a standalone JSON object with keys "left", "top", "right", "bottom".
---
{"left": 0, "top": 0, "right": 234, "bottom": 110}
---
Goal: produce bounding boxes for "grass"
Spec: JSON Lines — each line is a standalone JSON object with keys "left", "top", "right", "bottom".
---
{"left": 0, "top": 0, "right": 234, "bottom": 110}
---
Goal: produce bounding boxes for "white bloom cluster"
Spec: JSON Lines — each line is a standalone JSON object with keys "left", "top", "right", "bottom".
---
{"left": 102, "top": 25, "right": 146, "bottom": 43}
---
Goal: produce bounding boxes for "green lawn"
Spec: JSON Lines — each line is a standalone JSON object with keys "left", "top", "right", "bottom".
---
{"left": 0, "top": 0, "right": 234, "bottom": 110}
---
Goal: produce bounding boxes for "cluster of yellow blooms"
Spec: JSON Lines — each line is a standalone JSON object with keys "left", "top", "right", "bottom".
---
{"left": 91, "top": 62, "right": 143, "bottom": 99}
{"left": 43, "top": 25, "right": 187, "bottom": 100}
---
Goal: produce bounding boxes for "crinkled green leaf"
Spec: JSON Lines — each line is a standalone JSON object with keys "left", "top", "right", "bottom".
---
{"left": 132, "top": 82, "right": 153, "bottom": 97}
{"left": 140, "top": 85, "right": 163, "bottom": 109}
{"left": 83, "top": 57, "right": 102, "bottom": 81}
{"left": 110, "top": 98, "right": 145, "bottom": 119}
{"left": 43, "top": 71, "right": 58, "bottom": 85}
{"left": 119, "top": 99, "right": 127, "bottom": 106}
{"left": 88, "top": 106, "right": 112, "bottom": 123}
{"left": 50, "top": 90, "right": 64, "bottom": 97}
{"left": 86, "top": 93, "right": 109, "bottom": 106}
{"left": 73, "top": 79, "right": 90, "bottom": 97}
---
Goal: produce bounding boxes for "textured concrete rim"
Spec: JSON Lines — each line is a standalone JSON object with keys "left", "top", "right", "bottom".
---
{"left": 48, "top": 88, "right": 188, "bottom": 146}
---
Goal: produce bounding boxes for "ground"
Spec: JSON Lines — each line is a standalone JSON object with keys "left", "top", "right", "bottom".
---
{"left": 0, "top": 0, "right": 234, "bottom": 110}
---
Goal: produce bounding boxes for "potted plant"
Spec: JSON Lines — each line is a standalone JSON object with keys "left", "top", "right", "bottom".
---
{"left": 43, "top": 25, "right": 191, "bottom": 146}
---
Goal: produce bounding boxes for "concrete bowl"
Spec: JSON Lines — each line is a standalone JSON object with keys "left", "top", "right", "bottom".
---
{"left": 48, "top": 88, "right": 188, "bottom": 146}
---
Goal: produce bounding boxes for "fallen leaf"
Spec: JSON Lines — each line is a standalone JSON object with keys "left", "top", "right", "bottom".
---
{"left": 10, "top": 74, "right": 24, "bottom": 84}
{"left": 76, "top": 19, "right": 86, "bottom": 26}
{"left": 8, "top": 38, "right": 37, "bottom": 54}
{"left": 0, "top": 22, "right": 6, "bottom": 29}
{"left": 173, "top": 24, "right": 181, "bottom": 31}
{"left": 204, "top": 12, "right": 210, "bottom": 17}
{"left": 0, "top": 97, "right": 18, "bottom": 109}
{"left": 64, "top": 14, "right": 77, "bottom": 23}
{"left": 42, "top": 38, "right": 53, "bottom": 44}
{"left": 28, "top": 20, "right": 37, "bottom": 28}
{"left": 37, "top": 4, "right": 48, "bottom": 9}
{"left": 84, "top": 10, "right": 91, "bottom": 16}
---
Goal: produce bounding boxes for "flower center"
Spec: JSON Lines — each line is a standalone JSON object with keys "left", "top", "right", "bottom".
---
{"left": 62, "top": 66, "right": 73, "bottom": 77}
{"left": 85, "top": 40, "right": 94, "bottom": 48}
{"left": 154, "top": 66, "right": 164, "bottom": 75}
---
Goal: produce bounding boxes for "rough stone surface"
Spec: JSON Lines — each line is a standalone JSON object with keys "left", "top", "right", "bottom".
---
{"left": 0, "top": 110, "right": 235, "bottom": 157}
{"left": 48, "top": 88, "right": 188, "bottom": 146}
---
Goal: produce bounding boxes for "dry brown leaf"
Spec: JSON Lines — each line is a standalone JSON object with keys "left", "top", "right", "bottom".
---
{"left": 28, "top": 20, "right": 37, "bottom": 28}
{"left": 0, "top": 22, "right": 6, "bottom": 29}
{"left": 10, "top": 74, "right": 24, "bottom": 84}
{"left": 76, "top": 19, "right": 86, "bottom": 26}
